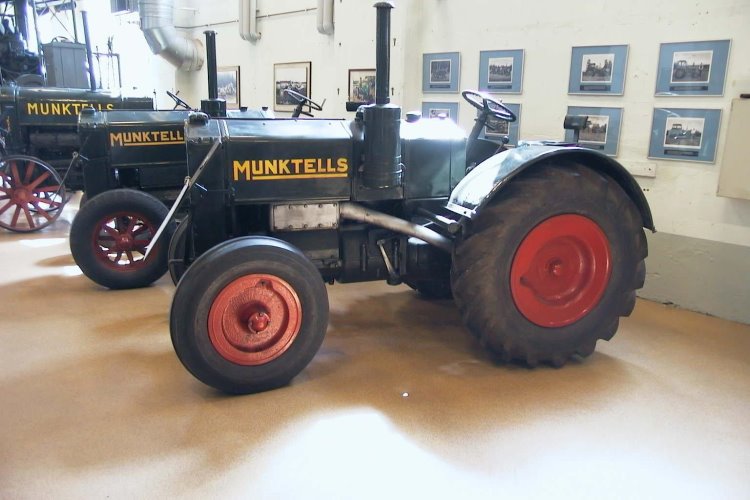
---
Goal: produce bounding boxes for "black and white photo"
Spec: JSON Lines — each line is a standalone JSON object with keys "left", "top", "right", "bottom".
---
{"left": 579, "top": 115, "right": 609, "bottom": 144}
{"left": 670, "top": 50, "right": 712, "bottom": 83}
{"left": 217, "top": 66, "right": 240, "bottom": 109}
{"left": 429, "top": 59, "right": 451, "bottom": 84}
{"left": 274, "top": 62, "right": 311, "bottom": 112}
{"left": 664, "top": 116, "right": 704, "bottom": 148}
{"left": 580, "top": 53, "right": 613, "bottom": 83}
{"left": 488, "top": 57, "right": 513, "bottom": 83}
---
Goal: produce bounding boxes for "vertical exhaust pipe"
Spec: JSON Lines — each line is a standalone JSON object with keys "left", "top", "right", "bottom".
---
{"left": 361, "top": 1, "right": 401, "bottom": 192}
{"left": 81, "top": 10, "right": 97, "bottom": 91}
{"left": 200, "top": 30, "right": 226, "bottom": 117}
{"left": 204, "top": 30, "right": 218, "bottom": 99}
{"left": 374, "top": 2, "right": 392, "bottom": 105}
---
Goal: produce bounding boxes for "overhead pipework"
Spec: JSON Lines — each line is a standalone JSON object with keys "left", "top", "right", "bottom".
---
{"left": 317, "top": 0, "right": 334, "bottom": 35}
{"left": 139, "top": 0, "right": 204, "bottom": 71}
{"left": 239, "top": 0, "right": 260, "bottom": 42}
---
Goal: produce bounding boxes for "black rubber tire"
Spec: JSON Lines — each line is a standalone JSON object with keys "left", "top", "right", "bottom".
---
{"left": 451, "top": 161, "right": 647, "bottom": 367}
{"left": 170, "top": 236, "right": 330, "bottom": 394}
{"left": 69, "top": 189, "right": 175, "bottom": 289}
{"left": 405, "top": 278, "right": 453, "bottom": 299}
{"left": 168, "top": 215, "right": 191, "bottom": 285}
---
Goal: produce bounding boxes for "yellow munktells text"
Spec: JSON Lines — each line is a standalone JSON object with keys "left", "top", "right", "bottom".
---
{"left": 233, "top": 158, "right": 349, "bottom": 181}
{"left": 26, "top": 102, "right": 115, "bottom": 116}
{"left": 109, "top": 129, "right": 185, "bottom": 147}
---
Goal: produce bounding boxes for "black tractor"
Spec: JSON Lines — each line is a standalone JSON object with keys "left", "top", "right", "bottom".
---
{"left": 158, "top": 2, "right": 652, "bottom": 394}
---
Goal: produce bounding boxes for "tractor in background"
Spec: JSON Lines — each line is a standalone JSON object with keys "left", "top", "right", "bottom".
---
{"left": 161, "top": 2, "right": 653, "bottom": 394}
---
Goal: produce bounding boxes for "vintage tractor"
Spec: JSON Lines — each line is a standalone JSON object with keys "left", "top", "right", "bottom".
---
{"left": 67, "top": 31, "right": 326, "bottom": 290}
{"left": 162, "top": 2, "right": 653, "bottom": 394}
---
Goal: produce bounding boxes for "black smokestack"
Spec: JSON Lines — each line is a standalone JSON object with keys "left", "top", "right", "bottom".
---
{"left": 374, "top": 2, "right": 393, "bottom": 105}
{"left": 204, "top": 31, "right": 218, "bottom": 100}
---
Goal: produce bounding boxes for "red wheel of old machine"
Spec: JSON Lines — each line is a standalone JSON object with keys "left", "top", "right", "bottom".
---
{"left": 510, "top": 214, "right": 612, "bottom": 328}
{"left": 0, "top": 155, "right": 65, "bottom": 232}
{"left": 208, "top": 274, "right": 303, "bottom": 365}
{"left": 91, "top": 211, "right": 156, "bottom": 271}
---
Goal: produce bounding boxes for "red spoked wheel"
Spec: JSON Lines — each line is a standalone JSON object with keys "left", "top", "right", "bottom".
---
{"left": 510, "top": 214, "right": 611, "bottom": 327}
{"left": 208, "top": 274, "right": 302, "bottom": 365}
{"left": 91, "top": 212, "right": 156, "bottom": 271}
{"left": 69, "top": 189, "right": 174, "bottom": 289}
{"left": 0, "top": 155, "right": 66, "bottom": 232}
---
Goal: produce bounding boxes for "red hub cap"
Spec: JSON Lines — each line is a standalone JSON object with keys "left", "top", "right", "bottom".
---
{"left": 92, "top": 213, "right": 155, "bottom": 270}
{"left": 208, "top": 274, "right": 302, "bottom": 365}
{"left": 510, "top": 214, "right": 611, "bottom": 327}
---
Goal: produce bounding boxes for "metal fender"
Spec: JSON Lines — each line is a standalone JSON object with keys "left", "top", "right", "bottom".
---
{"left": 446, "top": 145, "right": 655, "bottom": 231}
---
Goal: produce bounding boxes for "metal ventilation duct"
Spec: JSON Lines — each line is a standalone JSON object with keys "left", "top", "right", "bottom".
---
{"left": 139, "top": 0, "right": 204, "bottom": 71}
{"left": 317, "top": 0, "right": 334, "bottom": 35}
{"left": 239, "top": 0, "right": 260, "bottom": 42}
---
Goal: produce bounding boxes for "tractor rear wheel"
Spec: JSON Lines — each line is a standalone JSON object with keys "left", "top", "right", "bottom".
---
{"left": 70, "top": 189, "right": 175, "bottom": 289}
{"left": 451, "top": 162, "right": 647, "bottom": 367}
{"left": 170, "top": 236, "right": 330, "bottom": 394}
{"left": 0, "top": 155, "right": 66, "bottom": 232}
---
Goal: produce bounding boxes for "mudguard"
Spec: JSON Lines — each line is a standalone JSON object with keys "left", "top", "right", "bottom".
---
{"left": 446, "top": 145, "right": 655, "bottom": 231}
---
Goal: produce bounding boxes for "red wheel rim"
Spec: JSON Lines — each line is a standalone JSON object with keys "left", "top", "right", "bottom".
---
{"left": 0, "top": 158, "right": 64, "bottom": 232}
{"left": 91, "top": 212, "right": 156, "bottom": 270}
{"left": 510, "top": 214, "right": 611, "bottom": 327}
{"left": 208, "top": 274, "right": 302, "bottom": 365}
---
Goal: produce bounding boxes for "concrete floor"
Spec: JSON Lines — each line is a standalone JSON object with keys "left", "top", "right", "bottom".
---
{"left": 1, "top": 198, "right": 749, "bottom": 500}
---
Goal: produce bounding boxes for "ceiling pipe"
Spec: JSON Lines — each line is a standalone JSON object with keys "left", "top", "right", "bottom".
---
{"left": 317, "top": 0, "right": 334, "bottom": 35}
{"left": 239, "top": 0, "right": 260, "bottom": 42}
{"left": 139, "top": 0, "right": 204, "bottom": 71}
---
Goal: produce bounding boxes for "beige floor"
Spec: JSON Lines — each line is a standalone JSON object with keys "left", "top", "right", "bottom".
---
{"left": 1, "top": 198, "right": 749, "bottom": 500}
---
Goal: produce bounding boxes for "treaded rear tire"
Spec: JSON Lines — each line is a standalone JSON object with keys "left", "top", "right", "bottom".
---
{"left": 451, "top": 162, "right": 647, "bottom": 367}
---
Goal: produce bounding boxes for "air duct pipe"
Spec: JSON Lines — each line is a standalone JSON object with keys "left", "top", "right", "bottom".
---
{"left": 139, "top": 0, "right": 204, "bottom": 71}
{"left": 239, "top": 0, "right": 260, "bottom": 42}
{"left": 317, "top": 0, "right": 334, "bottom": 35}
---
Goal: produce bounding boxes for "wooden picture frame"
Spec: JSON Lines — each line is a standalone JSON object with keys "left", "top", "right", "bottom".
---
{"left": 348, "top": 68, "right": 376, "bottom": 103}
{"left": 217, "top": 66, "right": 240, "bottom": 109}
{"left": 274, "top": 61, "right": 312, "bottom": 112}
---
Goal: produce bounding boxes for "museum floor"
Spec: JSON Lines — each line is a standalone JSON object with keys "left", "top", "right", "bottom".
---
{"left": 1, "top": 197, "right": 749, "bottom": 499}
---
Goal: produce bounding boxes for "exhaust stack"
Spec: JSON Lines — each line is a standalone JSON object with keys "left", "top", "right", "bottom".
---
{"left": 361, "top": 1, "right": 402, "bottom": 193}
{"left": 200, "top": 31, "right": 226, "bottom": 117}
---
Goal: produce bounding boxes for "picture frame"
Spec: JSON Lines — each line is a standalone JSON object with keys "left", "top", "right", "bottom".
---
{"left": 422, "top": 52, "right": 461, "bottom": 93}
{"left": 217, "top": 66, "right": 240, "bottom": 109}
{"left": 478, "top": 49, "right": 524, "bottom": 94}
{"left": 478, "top": 103, "right": 521, "bottom": 146}
{"left": 274, "top": 61, "right": 312, "bottom": 112}
{"left": 421, "top": 101, "right": 459, "bottom": 122}
{"left": 564, "top": 106, "right": 623, "bottom": 156}
{"left": 655, "top": 40, "right": 731, "bottom": 96}
{"left": 348, "top": 68, "right": 376, "bottom": 103}
{"left": 568, "top": 45, "right": 628, "bottom": 95}
{"left": 648, "top": 108, "right": 722, "bottom": 163}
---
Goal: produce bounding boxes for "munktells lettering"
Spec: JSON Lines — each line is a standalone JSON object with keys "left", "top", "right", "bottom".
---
{"left": 109, "top": 130, "right": 185, "bottom": 147}
{"left": 233, "top": 158, "right": 349, "bottom": 181}
{"left": 25, "top": 102, "right": 115, "bottom": 116}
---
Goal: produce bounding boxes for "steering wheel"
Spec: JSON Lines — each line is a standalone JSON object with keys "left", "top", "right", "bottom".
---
{"left": 462, "top": 90, "right": 516, "bottom": 122}
{"left": 166, "top": 90, "right": 192, "bottom": 110}
{"left": 284, "top": 88, "right": 324, "bottom": 117}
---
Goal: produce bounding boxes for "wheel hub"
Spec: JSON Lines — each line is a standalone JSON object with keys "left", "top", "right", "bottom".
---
{"left": 208, "top": 274, "right": 302, "bottom": 365}
{"left": 12, "top": 187, "right": 30, "bottom": 204}
{"left": 510, "top": 214, "right": 611, "bottom": 327}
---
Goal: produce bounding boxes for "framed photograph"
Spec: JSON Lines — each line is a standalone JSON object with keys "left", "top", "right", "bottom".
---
{"left": 655, "top": 40, "right": 730, "bottom": 96}
{"left": 274, "top": 61, "right": 312, "bottom": 112}
{"left": 348, "top": 68, "right": 376, "bottom": 103}
{"left": 422, "top": 52, "right": 461, "bottom": 93}
{"left": 479, "top": 49, "right": 524, "bottom": 94}
{"left": 421, "top": 101, "right": 459, "bottom": 122}
{"left": 568, "top": 45, "right": 628, "bottom": 95}
{"left": 478, "top": 103, "right": 521, "bottom": 146}
{"left": 217, "top": 66, "right": 240, "bottom": 109}
{"left": 564, "top": 106, "right": 623, "bottom": 156}
{"left": 648, "top": 108, "right": 721, "bottom": 162}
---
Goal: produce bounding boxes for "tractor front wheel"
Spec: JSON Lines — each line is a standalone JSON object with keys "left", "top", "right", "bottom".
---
{"left": 170, "top": 236, "right": 330, "bottom": 394}
{"left": 451, "top": 162, "right": 647, "bottom": 367}
{"left": 70, "top": 189, "right": 175, "bottom": 289}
